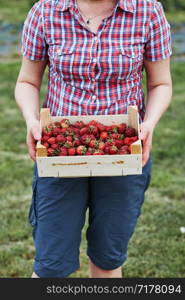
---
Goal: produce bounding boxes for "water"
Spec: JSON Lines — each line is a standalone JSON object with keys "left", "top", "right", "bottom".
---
{"left": 0, "top": 22, "right": 185, "bottom": 61}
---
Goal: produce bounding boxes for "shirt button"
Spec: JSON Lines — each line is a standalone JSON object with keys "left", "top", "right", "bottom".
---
{"left": 92, "top": 95, "right": 97, "bottom": 101}
{"left": 92, "top": 78, "right": 95, "bottom": 82}
{"left": 92, "top": 58, "right": 97, "bottom": 63}
{"left": 94, "top": 36, "right": 98, "bottom": 41}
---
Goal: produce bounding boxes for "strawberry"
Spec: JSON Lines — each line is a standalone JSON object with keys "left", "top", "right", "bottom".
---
{"left": 123, "top": 137, "right": 132, "bottom": 145}
{"left": 88, "top": 125, "right": 98, "bottom": 136}
{"left": 43, "top": 142, "right": 49, "bottom": 148}
{"left": 105, "top": 125, "right": 112, "bottom": 132}
{"left": 88, "top": 120, "right": 98, "bottom": 126}
{"left": 52, "top": 127, "right": 62, "bottom": 136}
{"left": 114, "top": 139, "right": 124, "bottom": 149}
{"left": 47, "top": 137, "right": 56, "bottom": 145}
{"left": 89, "top": 139, "right": 99, "bottom": 149}
{"left": 105, "top": 139, "right": 116, "bottom": 147}
{"left": 51, "top": 143, "right": 59, "bottom": 150}
{"left": 47, "top": 148, "right": 55, "bottom": 156}
{"left": 117, "top": 123, "right": 127, "bottom": 134}
{"left": 41, "top": 135, "right": 50, "bottom": 143}
{"left": 64, "top": 141, "right": 73, "bottom": 148}
{"left": 109, "top": 145, "right": 118, "bottom": 155}
{"left": 80, "top": 126, "right": 88, "bottom": 136}
{"left": 72, "top": 127, "right": 80, "bottom": 135}
{"left": 68, "top": 148, "right": 76, "bottom": 156}
{"left": 87, "top": 147, "right": 94, "bottom": 154}
{"left": 97, "top": 122, "right": 106, "bottom": 132}
{"left": 76, "top": 145, "right": 87, "bottom": 155}
{"left": 42, "top": 127, "right": 53, "bottom": 137}
{"left": 66, "top": 136, "right": 73, "bottom": 142}
{"left": 56, "top": 135, "right": 66, "bottom": 144}
{"left": 73, "top": 138, "right": 81, "bottom": 147}
{"left": 111, "top": 125, "right": 118, "bottom": 133}
{"left": 100, "top": 131, "right": 108, "bottom": 141}
{"left": 130, "top": 136, "right": 138, "bottom": 143}
{"left": 124, "top": 127, "right": 136, "bottom": 137}
{"left": 98, "top": 141, "right": 105, "bottom": 151}
{"left": 60, "top": 118, "right": 70, "bottom": 128}
{"left": 93, "top": 150, "right": 104, "bottom": 155}
{"left": 104, "top": 146, "right": 110, "bottom": 154}
{"left": 118, "top": 145, "right": 130, "bottom": 154}
{"left": 73, "top": 120, "right": 85, "bottom": 129}
{"left": 80, "top": 134, "right": 91, "bottom": 145}
{"left": 59, "top": 147, "right": 68, "bottom": 156}
{"left": 86, "top": 151, "right": 93, "bottom": 155}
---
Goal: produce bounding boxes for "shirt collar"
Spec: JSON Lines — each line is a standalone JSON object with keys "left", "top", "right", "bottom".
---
{"left": 55, "top": 0, "right": 136, "bottom": 13}
{"left": 118, "top": 0, "right": 136, "bottom": 13}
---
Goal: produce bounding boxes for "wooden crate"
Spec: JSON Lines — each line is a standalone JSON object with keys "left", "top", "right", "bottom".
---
{"left": 36, "top": 106, "right": 142, "bottom": 177}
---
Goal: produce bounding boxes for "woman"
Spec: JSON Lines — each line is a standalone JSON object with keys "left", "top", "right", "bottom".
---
{"left": 15, "top": 0, "right": 172, "bottom": 278}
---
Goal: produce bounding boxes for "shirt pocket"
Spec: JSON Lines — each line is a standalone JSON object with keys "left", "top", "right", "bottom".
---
{"left": 48, "top": 43, "right": 76, "bottom": 79}
{"left": 117, "top": 46, "right": 144, "bottom": 79}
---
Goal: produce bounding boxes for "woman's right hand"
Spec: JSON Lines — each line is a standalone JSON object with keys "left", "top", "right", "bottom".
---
{"left": 26, "top": 120, "right": 41, "bottom": 161}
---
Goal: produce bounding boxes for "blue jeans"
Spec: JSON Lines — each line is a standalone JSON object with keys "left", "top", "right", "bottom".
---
{"left": 29, "top": 156, "right": 152, "bottom": 277}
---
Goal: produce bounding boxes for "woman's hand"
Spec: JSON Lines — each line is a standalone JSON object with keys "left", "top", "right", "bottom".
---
{"left": 139, "top": 121, "right": 154, "bottom": 167}
{"left": 26, "top": 120, "right": 41, "bottom": 161}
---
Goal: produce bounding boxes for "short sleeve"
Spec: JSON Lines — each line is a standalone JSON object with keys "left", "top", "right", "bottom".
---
{"left": 21, "top": 1, "right": 48, "bottom": 61}
{"left": 144, "top": 1, "right": 172, "bottom": 61}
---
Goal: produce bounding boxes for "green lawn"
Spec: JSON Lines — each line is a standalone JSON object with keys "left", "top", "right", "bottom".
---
{"left": 0, "top": 59, "right": 185, "bottom": 278}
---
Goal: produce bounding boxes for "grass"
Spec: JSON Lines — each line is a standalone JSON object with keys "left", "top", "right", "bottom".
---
{"left": 0, "top": 60, "right": 185, "bottom": 278}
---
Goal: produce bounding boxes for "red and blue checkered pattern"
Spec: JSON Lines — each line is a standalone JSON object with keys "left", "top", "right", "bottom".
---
{"left": 21, "top": 0, "right": 172, "bottom": 120}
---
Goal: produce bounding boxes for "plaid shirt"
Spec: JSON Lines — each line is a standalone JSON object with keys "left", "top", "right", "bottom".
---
{"left": 21, "top": 0, "right": 172, "bottom": 120}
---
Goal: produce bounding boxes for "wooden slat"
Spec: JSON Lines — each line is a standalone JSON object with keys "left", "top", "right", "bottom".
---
{"left": 36, "top": 141, "right": 47, "bottom": 157}
{"left": 40, "top": 108, "right": 52, "bottom": 128}
{"left": 130, "top": 140, "right": 142, "bottom": 154}
{"left": 128, "top": 105, "right": 139, "bottom": 134}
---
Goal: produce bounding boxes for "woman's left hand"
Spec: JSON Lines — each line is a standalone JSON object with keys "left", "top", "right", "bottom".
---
{"left": 139, "top": 121, "right": 154, "bottom": 167}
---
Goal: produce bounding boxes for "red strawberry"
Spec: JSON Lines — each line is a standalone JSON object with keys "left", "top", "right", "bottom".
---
{"left": 98, "top": 141, "right": 105, "bottom": 151}
{"left": 104, "top": 146, "right": 110, "bottom": 154}
{"left": 100, "top": 131, "right": 108, "bottom": 140}
{"left": 60, "top": 118, "right": 70, "bottom": 128}
{"left": 86, "top": 151, "right": 93, "bottom": 155}
{"left": 72, "top": 127, "right": 80, "bottom": 135}
{"left": 87, "top": 147, "right": 94, "bottom": 154}
{"left": 118, "top": 123, "right": 127, "bottom": 134}
{"left": 73, "top": 121, "right": 85, "bottom": 129}
{"left": 73, "top": 138, "right": 81, "bottom": 147}
{"left": 68, "top": 148, "right": 76, "bottom": 156}
{"left": 97, "top": 122, "right": 106, "bottom": 132}
{"left": 51, "top": 143, "right": 59, "bottom": 150}
{"left": 56, "top": 135, "right": 66, "bottom": 144}
{"left": 105, "top": 139, "right": 116, "bottom": 147}
{"left": 123, "top": 137, "right": 132, "bottom": 145}
{"left": 43, "top": 142, "right": 49, "bottom": 148}
{"left": 47, "top": 148, "right": 55, "bottom": 156}
{"left": 89, "top": 139, "right": 99, "bottom": 149}
{"left": 52, "top": 127, "right": 62, "bottom": 136}
{"left": 109, "top": 145, "right": 118, "bottom": 155}
{"left": 124, "top": 127, "right": 136, "bottom": 137}
{"left": 66, "top": 136, "right": 73, "bottom": 142}
{"left": 59, "top": 147, "right": 68, "bottom": 156}
{"left": 47, "top": 137, "right": 56, "bottom": 145}
{"left": 105, "top": 125, "right": 112, "bottom": 132}
{"left": 76, "top": 145, "right": 87, "bottom": 155}
{"left": 114, "top": 139, "right": 124, "bottom": 149}
{"left": 42, "top": 127, "right": 53, "bottom": 137}
{"left": 111, "top": 125, "right": 118, "bottom": 133}
{"left": 80, "top": 126, "right": 88, "bottom": 136}
{"left": 80, "top": 134, "right": 91, "bottom": 145}
{"left": 93, "top": 150, "right": 104, "bottom": 155}
{"left": 64, "top": 141, "right": 73, "bottom": 148}
{"left": 118, "top": 145, "right": 130, "bottom": 154}
{"left": 88, "top": 125, "right": 98, "bottom": 136}
{"left": 41, "top": 135, "right": 50, "bottom": 143}
{"left": 130, "top": 136, "right": 138, "bottom": 143}
{"left": 88, "top": 120, "right": 98, "bottom": 126}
